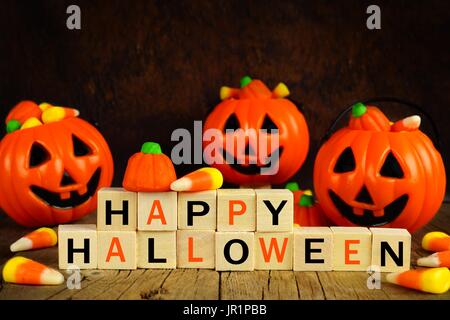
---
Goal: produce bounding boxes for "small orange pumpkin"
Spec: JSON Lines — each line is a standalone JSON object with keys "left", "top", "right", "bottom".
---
{"left": 313, "top": 103, "right": 446, "bottom": 232}
{"left": 286, "top": 182, "right": 330, "bottom": 226}
{"left": 122, "top": 142, "right": 176, "bottom": 192}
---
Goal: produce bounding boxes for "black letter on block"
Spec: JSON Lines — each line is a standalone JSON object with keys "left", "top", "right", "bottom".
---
{"left": 68, "top": 238, "right": 90, "bottom": 263}
{"left": 224, "top": 239, "right": 249, "bottom": 264}
{"left": 305, "top": 239, "right": 324, "bottom": 264}
{"left": 263, "top": 200, "right": 287, "bottom": 225}
{"left": 187, "top": 201, "right": 209, "bottom": 226}
{"left": 105, "top": 200, "right": 129, "bottom": 225}
{"left": 381, "top": 241, "right": 403, "bottom": 266}
{"left": 148, "top": 238, "right": 167, "bottom": 263}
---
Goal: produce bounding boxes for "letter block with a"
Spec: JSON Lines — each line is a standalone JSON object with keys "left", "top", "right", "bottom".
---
{"left": 98, "top": 231, "right": 137, "bottom": 269}
{"left": 138, "top": 192, "right": 177, "bottom": 231}
{"left": 294, "top": 227, "right": 333, "bottom": 271}
{"left": 255, "top": 189, "right": 293, "bottom": 232}
{"left": 370, "top": 228, "right": 411, "bottom": 272}
{"left": 177, "top": 230, "right": 215, "bottom": 269}
{"left": 215, "top": 232, "right": 254, "bottom": 271}
{"left": 178, "top": 190, "right": 217, "bottom": 230}
{"left": 331, "top": 227, "right": 372, "bottom": 271}
{"left": 97, "top": 188, "right": 137, "bottom": 231}
{"left": 58, "top": 224, "right": 97, "bottom": 269}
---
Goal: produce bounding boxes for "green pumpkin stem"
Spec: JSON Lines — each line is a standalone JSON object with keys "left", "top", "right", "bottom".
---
{"left": 299, "top": 193, "right": 314, "bottom": 207}
{"left": 141, "top": 142, "right": 162, "bottom": 154}
{"left": 6, "top": 119, "right": 21, "bottom": 134}
{"left": 352, "top": 102, "right": 367, "bottom": 118}
{"left": 285, "top": 182, "right": 300, "bottom": 192}
{"left": 240, "top": 76, "right": 252, "bottom": 88}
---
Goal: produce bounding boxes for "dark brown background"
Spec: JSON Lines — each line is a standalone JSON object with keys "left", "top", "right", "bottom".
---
{"left": 0, "top": 0, "right": 449, "bottom": 199}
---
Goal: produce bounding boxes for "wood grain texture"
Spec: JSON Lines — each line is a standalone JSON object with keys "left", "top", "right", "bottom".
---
{"left": 0, "top": 0, "right": 448, "bottom": 194}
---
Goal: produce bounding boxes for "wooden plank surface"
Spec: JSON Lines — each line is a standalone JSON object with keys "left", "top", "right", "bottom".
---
{"left": 0, "top": 204, "right": 449, "bottom": 300}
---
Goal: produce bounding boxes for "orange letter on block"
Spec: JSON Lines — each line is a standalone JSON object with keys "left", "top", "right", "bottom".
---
{"left": 259, "top": 237, "right": 289, "bottom": 263}
{"left": 188, "top": 237, "right": 203, "bottom": 262}
{"left": 345, "top": 240, "right": 360, "bottom": 265}
{"left": 147, "top": 200, "right": 167, "bottom": 225}
{"left": 229, "top": 200, "right": 246, "bottom": 225}
{"left": 106, "top": 237, "right": 125, "bottom": 262}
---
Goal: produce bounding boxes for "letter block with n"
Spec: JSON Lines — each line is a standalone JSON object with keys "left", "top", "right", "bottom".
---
{"left": 97, "top": 188, "right": 137, "bottom": 231}
{"left": 370, "top": 228, "right": 411, "bottom": 272}
{"left": 58, "top": 224, "right": 97, "bottom": 269}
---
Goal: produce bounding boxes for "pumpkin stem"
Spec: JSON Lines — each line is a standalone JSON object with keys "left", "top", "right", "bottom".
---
{"left": 352, "top": 102, "right": 367, "bottom": 118}
{"left": 285, "top": 182, "right": 300, "bottom": 192}
{"left": 240, "top": 76, "right": 252, "bottom": 88}
{"left": 299, "top": 190, "right": 314, "bottom": 207}
{"left": 141, "top": 142, "right": 162, "bottom": 154}
{"left": 6, "top": 119, "right": 21, "bottom": 133}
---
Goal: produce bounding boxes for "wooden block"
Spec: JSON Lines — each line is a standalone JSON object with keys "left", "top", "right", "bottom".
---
{"left": 217, "top": 189, "right": 255, "bottom": 232}
{"left": 137, "top": 231, "right": 176, "bottom": 269}
{"left": 178, "top": 190, "right": 217, "bottom": 230}
{"left": 177, "top": 230, "right": 215, "bottom": 269}
{"left": 293, "top": 227, "right": 333, "bottom": 271}
{"left": 98, "top": 231, "right": 137, "bottom": 269}
{"left": 255, "top": 232, "right": 293, "bottom": 270}
{"left": 215, "top": 232, "right": 254, "bottom": 271}
{"left": 331, "top": 227, "right": 372, "bottom": 271}
{"left": 255, "top": 189, "right": 293, "bottom": 232}
{"left": 58, "top": 224, "right": 97, "bottom": 269}
{"left": 370, "top": 228, "right": 411, "bottom": 272}
{"left": 97, "top": 188, "right": 137, "bottom": 231}
{"left": 138, "top": 192, "right": 177, "bottom": 231}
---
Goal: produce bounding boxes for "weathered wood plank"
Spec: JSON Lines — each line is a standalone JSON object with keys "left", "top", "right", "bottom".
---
{"left": 294, "top": 272, "right": 326, "bottom": 300}
{"left": 220, "top": 271, "right": 269, "bottom": 300}
{"left": 263, "top": 271, "right": 300, "bottom": 300}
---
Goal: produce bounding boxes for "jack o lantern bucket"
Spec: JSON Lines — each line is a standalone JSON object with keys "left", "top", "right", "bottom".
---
{"left": 313, "top": 101, "right": 446, "bottom": 232}
{"left": 0, "top": 101, "right": 114, "bottom": 227}
{"left": 203, "top": 76, "right": 309, "bottom": 186}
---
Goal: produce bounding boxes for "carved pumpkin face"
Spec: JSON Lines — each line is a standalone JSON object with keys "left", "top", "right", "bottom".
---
{"left": 203, "top": 77, "right": 309, "bottom": 186}
{"left": 0, "top": 102, "right": 114, "bottom": 227}
{"left": 313, "top": 103, "right": 446, "bottom": 232}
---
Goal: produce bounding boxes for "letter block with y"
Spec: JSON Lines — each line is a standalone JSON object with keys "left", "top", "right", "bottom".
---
{"left": 370, "top": 228, "right": 411, "bottom": 272}
{"left": 137, "top": 231, "right": 176, "bottom": 269}
{"left": 217, "top": 189, "right": 256, "bottom": 232}
{"left": 97, "top": 188, "right": 137, "bottom": 231}
{"left": 178, "top": 190, "right": 217, "bottom": 230}
{"left": 138, "top": 192, "right": 177, "bottom": 231}
{"left": 58, "top": 224, "right": 97, "bottom": 269}
{"left": 255, "top": 189, "right": 293, "bottom": 232}
{"left": 98, "top": 231, "right": 137, "bottom": 269}
{"left": 331, "top": 227, "right": 372, "bottom": 271}
{"left": 255, "top": 232, "right": 293, "bottom": 270}
{"left": 177, "top": 230, "right": 215, "bottom": 269}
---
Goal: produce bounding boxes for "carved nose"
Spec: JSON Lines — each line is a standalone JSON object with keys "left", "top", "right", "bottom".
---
{"left": 61, "top": 171, "right": 75, "bottom": 186}
{"left": 244, "top": 143, "right": 256, "bottom": 156}
{"left": 355, "top": 185, "right": 374, "bottom": 205}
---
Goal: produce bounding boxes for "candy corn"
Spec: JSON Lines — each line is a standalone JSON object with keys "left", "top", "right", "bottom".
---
{"left": 391, "top": 115, "right": 421, "bottom": 132}
{"left": 386, "top": 267, "right": 450, "bottom": 294}
{"left": 220, "top": 86, "right": 240, "bottom": 100}
{"left": 2, "top": 256, "right": 64, "bottom": 285}
{"left": 272, "top": 82, "right": 290, "bottom": 98}
{"left": 10, "top": 227, "right": 57, "bottom": 252}
{"left": 422, "top": 231, "right": 450, "bottom": 252}
{"left": 21, "top": 117, "right": 43, "bottom": 130}
{"left": 417, "top": 251, "right": 450, "bottom": 268}
{"left": 170, "top": 167, "right": 223, "bottom": 192}
{"left": 41, "top": 106, "right": 80, "bottom": 124}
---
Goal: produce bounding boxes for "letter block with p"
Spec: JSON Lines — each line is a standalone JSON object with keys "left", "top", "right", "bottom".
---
{"left": 178, "top": 190, "right": 217, "bottom": 230}
{"left": 217, "top": 189, "right": 255, "bottom": 231}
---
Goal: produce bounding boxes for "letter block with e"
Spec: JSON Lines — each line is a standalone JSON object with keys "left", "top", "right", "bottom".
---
{"left": 98, "top": 231, "right": 137, "bottom": 269}
{"left": 138, "top": 192, "right": 177, "bottom": 231}
{"left": 293, "top": 227, "right": 333, "bottom": 271}
{"left": 58, "top": 224, "right": 97, "bottom": 269}
{"left": 331, "top": 227, "right": 372, "bottom": 271}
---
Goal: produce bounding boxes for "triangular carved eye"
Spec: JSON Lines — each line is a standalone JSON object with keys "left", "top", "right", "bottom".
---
{"left": 223, "top": 113, "right": 240, "bottom": 131}
{"left": 380, "top": 152, "right": 404, "bottom": 178}
{"left": 72, "top": 135, "right": 92, "bottom": 157}
{"left": 334, "top": 147, "right": 356, "bottom": 173}
{"left": 29, "top": 142, "right": 51, "bottom": 168}
{"left": 261, "top": 115, "right": 278, "bottom": 131}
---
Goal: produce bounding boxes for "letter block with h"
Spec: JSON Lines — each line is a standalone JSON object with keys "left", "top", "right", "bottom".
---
{"left": 58, "top": 224, "right": 97, "bottom": 269}
{"left": 97, "top": 188, "right": 137, "bottom": 231}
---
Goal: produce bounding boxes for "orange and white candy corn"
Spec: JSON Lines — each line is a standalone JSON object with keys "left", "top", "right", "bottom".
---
{"left": 386, "top": 267, "right": 450, "bottom": 294}
{"left": 20, "top": 117, "right": 43, "bottom": 130}
{"left": 422, "top": 231, "right": 450, "bottom": 252}
{"left": 417, "top": 251, "right": 450, "bottom": 268}
{"left": 170, "top": 167, "right": 223, "bottom": 192}
{"left": 41, "top": 106, "right": 80, "bottom": 124}
{"left": 391, "top": 115, "right": 421, "bottom": 132}
{"left": 10, "top": 227, "right": 57, "bottom": 252}
{"left": 2, "top": 256, "right": 64, "bottom": 285}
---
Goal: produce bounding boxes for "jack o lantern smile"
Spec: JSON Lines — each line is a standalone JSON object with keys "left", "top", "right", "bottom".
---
{"left": 30, "top": 168, "right": 101, "bottom": 209}
{"left": 220, "top": 147, "right": 284, "bottom": 175}
{"left": 328, "top": 190, "right": 409, "bottom": 226}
